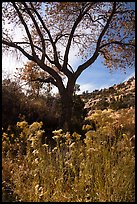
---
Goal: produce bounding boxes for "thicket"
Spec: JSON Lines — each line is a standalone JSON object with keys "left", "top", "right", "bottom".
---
{"left": 2, "top": 108, "right": 135, "bottom": 202}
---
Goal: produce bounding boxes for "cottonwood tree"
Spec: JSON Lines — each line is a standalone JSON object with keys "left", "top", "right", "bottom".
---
{"left": 2, "top": 2, "right": 135, "bottom": 130}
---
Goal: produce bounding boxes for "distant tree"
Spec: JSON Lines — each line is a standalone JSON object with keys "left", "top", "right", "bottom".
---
{"left": 82, "top": 90, "right": 89, "bottom": 95}
{"left": 15, "top": 61, "right": 53, "bottom": 98}
{"left": 74, "top": 84, "right": 80, "bottom": 95}
{"left": 2, "top": 2, "right": 135, "bottom": 130}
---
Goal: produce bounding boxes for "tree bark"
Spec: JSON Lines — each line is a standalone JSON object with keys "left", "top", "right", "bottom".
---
{"left": 60, "top": 91, "right": 73, "bottom": 131}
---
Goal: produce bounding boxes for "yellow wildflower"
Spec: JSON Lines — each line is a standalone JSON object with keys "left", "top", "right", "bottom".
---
{"left": 82, "top": 124, "right": 92, "bottom": 131}
{"left": 2, "top": 132, "right": 8, "bottom": 139}
{"left": 29, "top": 121, "right": 43, "bottom": 132}
{"left": 72, "top": 132, "right": 81, "bottom": 140}
{"left": 69, "top": 142, "right": 76, "bottom": 149}
{"left": 11, "top": 134, "right": 14, "bottom": 138}
{"left": 52, "top": 129, "right": 63, "bottom": 135}
{"left": 64, "top": 132, "right": 71, "bottom": 140}
{"left": 122, "top": 133, "right": 129, "bottom": 141}
{"left": 17, "top": 121, "right": 28, "bottom": 129}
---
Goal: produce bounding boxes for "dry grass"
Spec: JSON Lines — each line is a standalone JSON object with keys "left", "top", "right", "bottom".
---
{"left": 2, "top": 108, "right": 135, "bottom": 202}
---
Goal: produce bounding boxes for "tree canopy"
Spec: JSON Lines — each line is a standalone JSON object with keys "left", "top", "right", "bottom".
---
{"left": 2, "top": 2, "right": 135, "bottom": 130}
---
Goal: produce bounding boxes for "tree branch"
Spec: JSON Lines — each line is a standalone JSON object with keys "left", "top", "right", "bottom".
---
{"left": 74, "top": 2, "right": 117, "bottom": 79}
{"left": 54, "top": 33, "right": 70, "bottom": 44}
{"left": 23, "top": 2, "right": 46, "bottom": 63}
{"left": 2, "top": 40, "right": 65, "bottom": 94}
{"left": 2, "top": 40, "right": 35, "bottom": 61}
{"left": 12, "top": 2, "right": 37, "bottom": 57}
{"left": 96, "top": 2, "right": 116, "bottom": 52}
{"left": 115, "top": 9, "right": 135, "bottom": 15}
{"left": 33, "top": 58, "right": 66, "bottom": 94}
{"left": 85, "top": 13, "right": 105, "bottom": 27}
{"left": 99, "top": 41, "right": 135, "bottom": 50}
{"left": 12, "top": 41, "right": 55, "bottom": 64}
{"left": 2, "top": 39, "right": 65, "bottom": 93}
{"left": 31, "top": 76, "right": 57, "bottom": 87}
{"left": 30, "top": 2, "right": 62, "bottom": 70}
{"left": 62, "top": 3, "right": 94, "bottom": 72}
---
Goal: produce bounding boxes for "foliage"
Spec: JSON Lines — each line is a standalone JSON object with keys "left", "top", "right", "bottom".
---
{"left": 2, "top": 2, "right": 135, "bottom": 130}
{"left": 15, "top": 61, "right": 53, "bottom": 97}
{"left": 2, "top": 2, "right": 135, "bottom": 70}
{"left": 2, "top": 78, "right": 26, "bottom": 129}
{"left": 2, "top": 108, "right": 135, "bottom": 202}
{"left": 2, "top": 76, "right": 87, "bottom": 145}
{"left": 2, "top": 77, "right": 59, "bottom": 131}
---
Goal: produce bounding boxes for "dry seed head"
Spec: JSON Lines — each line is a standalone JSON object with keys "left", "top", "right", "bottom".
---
{"left": 52, "top": 129, "right": 63, "bottom": 135}
{"left": 34, "top": 158, "right": 39, "bottom": 164}
{"left": 16, "top": 121, "right": 28, "bottom": 129}
{"left": 42, "top": 144, "right": 49, "bottom": 148}
{"left": 69, "top": 142, "right": 76, "bottom": 149}
{"left": 72, "top": 132, "right": 81, "bottom": 140}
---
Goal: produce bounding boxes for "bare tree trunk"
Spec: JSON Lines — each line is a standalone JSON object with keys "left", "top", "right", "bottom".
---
{"left": 60, "top": 92, "right": 73, "bottom": 131}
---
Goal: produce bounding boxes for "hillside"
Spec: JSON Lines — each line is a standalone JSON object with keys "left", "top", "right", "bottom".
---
{"left": 80, "top": 76, "right": 135, "bottom": 115}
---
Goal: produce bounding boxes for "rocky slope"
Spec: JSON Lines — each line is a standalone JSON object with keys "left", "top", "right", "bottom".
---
{"left": 80, "top": 76, "right": 135, "bottom": 115}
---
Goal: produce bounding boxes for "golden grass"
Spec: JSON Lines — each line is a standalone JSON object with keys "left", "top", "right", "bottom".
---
{"left": 2, "top": 108, "right": 135, "bottom": 202}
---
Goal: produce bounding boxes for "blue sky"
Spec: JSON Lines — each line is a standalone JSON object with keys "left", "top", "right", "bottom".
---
{"left": 76, "top": 56, "right": 135, "bottom": 94}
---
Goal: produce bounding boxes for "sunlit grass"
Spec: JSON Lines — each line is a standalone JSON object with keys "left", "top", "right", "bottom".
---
{"left": 2, "top": 108, "right": 135, "bottom": 202}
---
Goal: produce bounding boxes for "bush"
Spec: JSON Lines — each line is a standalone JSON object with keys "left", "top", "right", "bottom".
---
{"left": 2, "top": 79, "right": 26, "bottom": 129}
{"left": 2, "top": 78, "right": 60, "bottom": 135}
